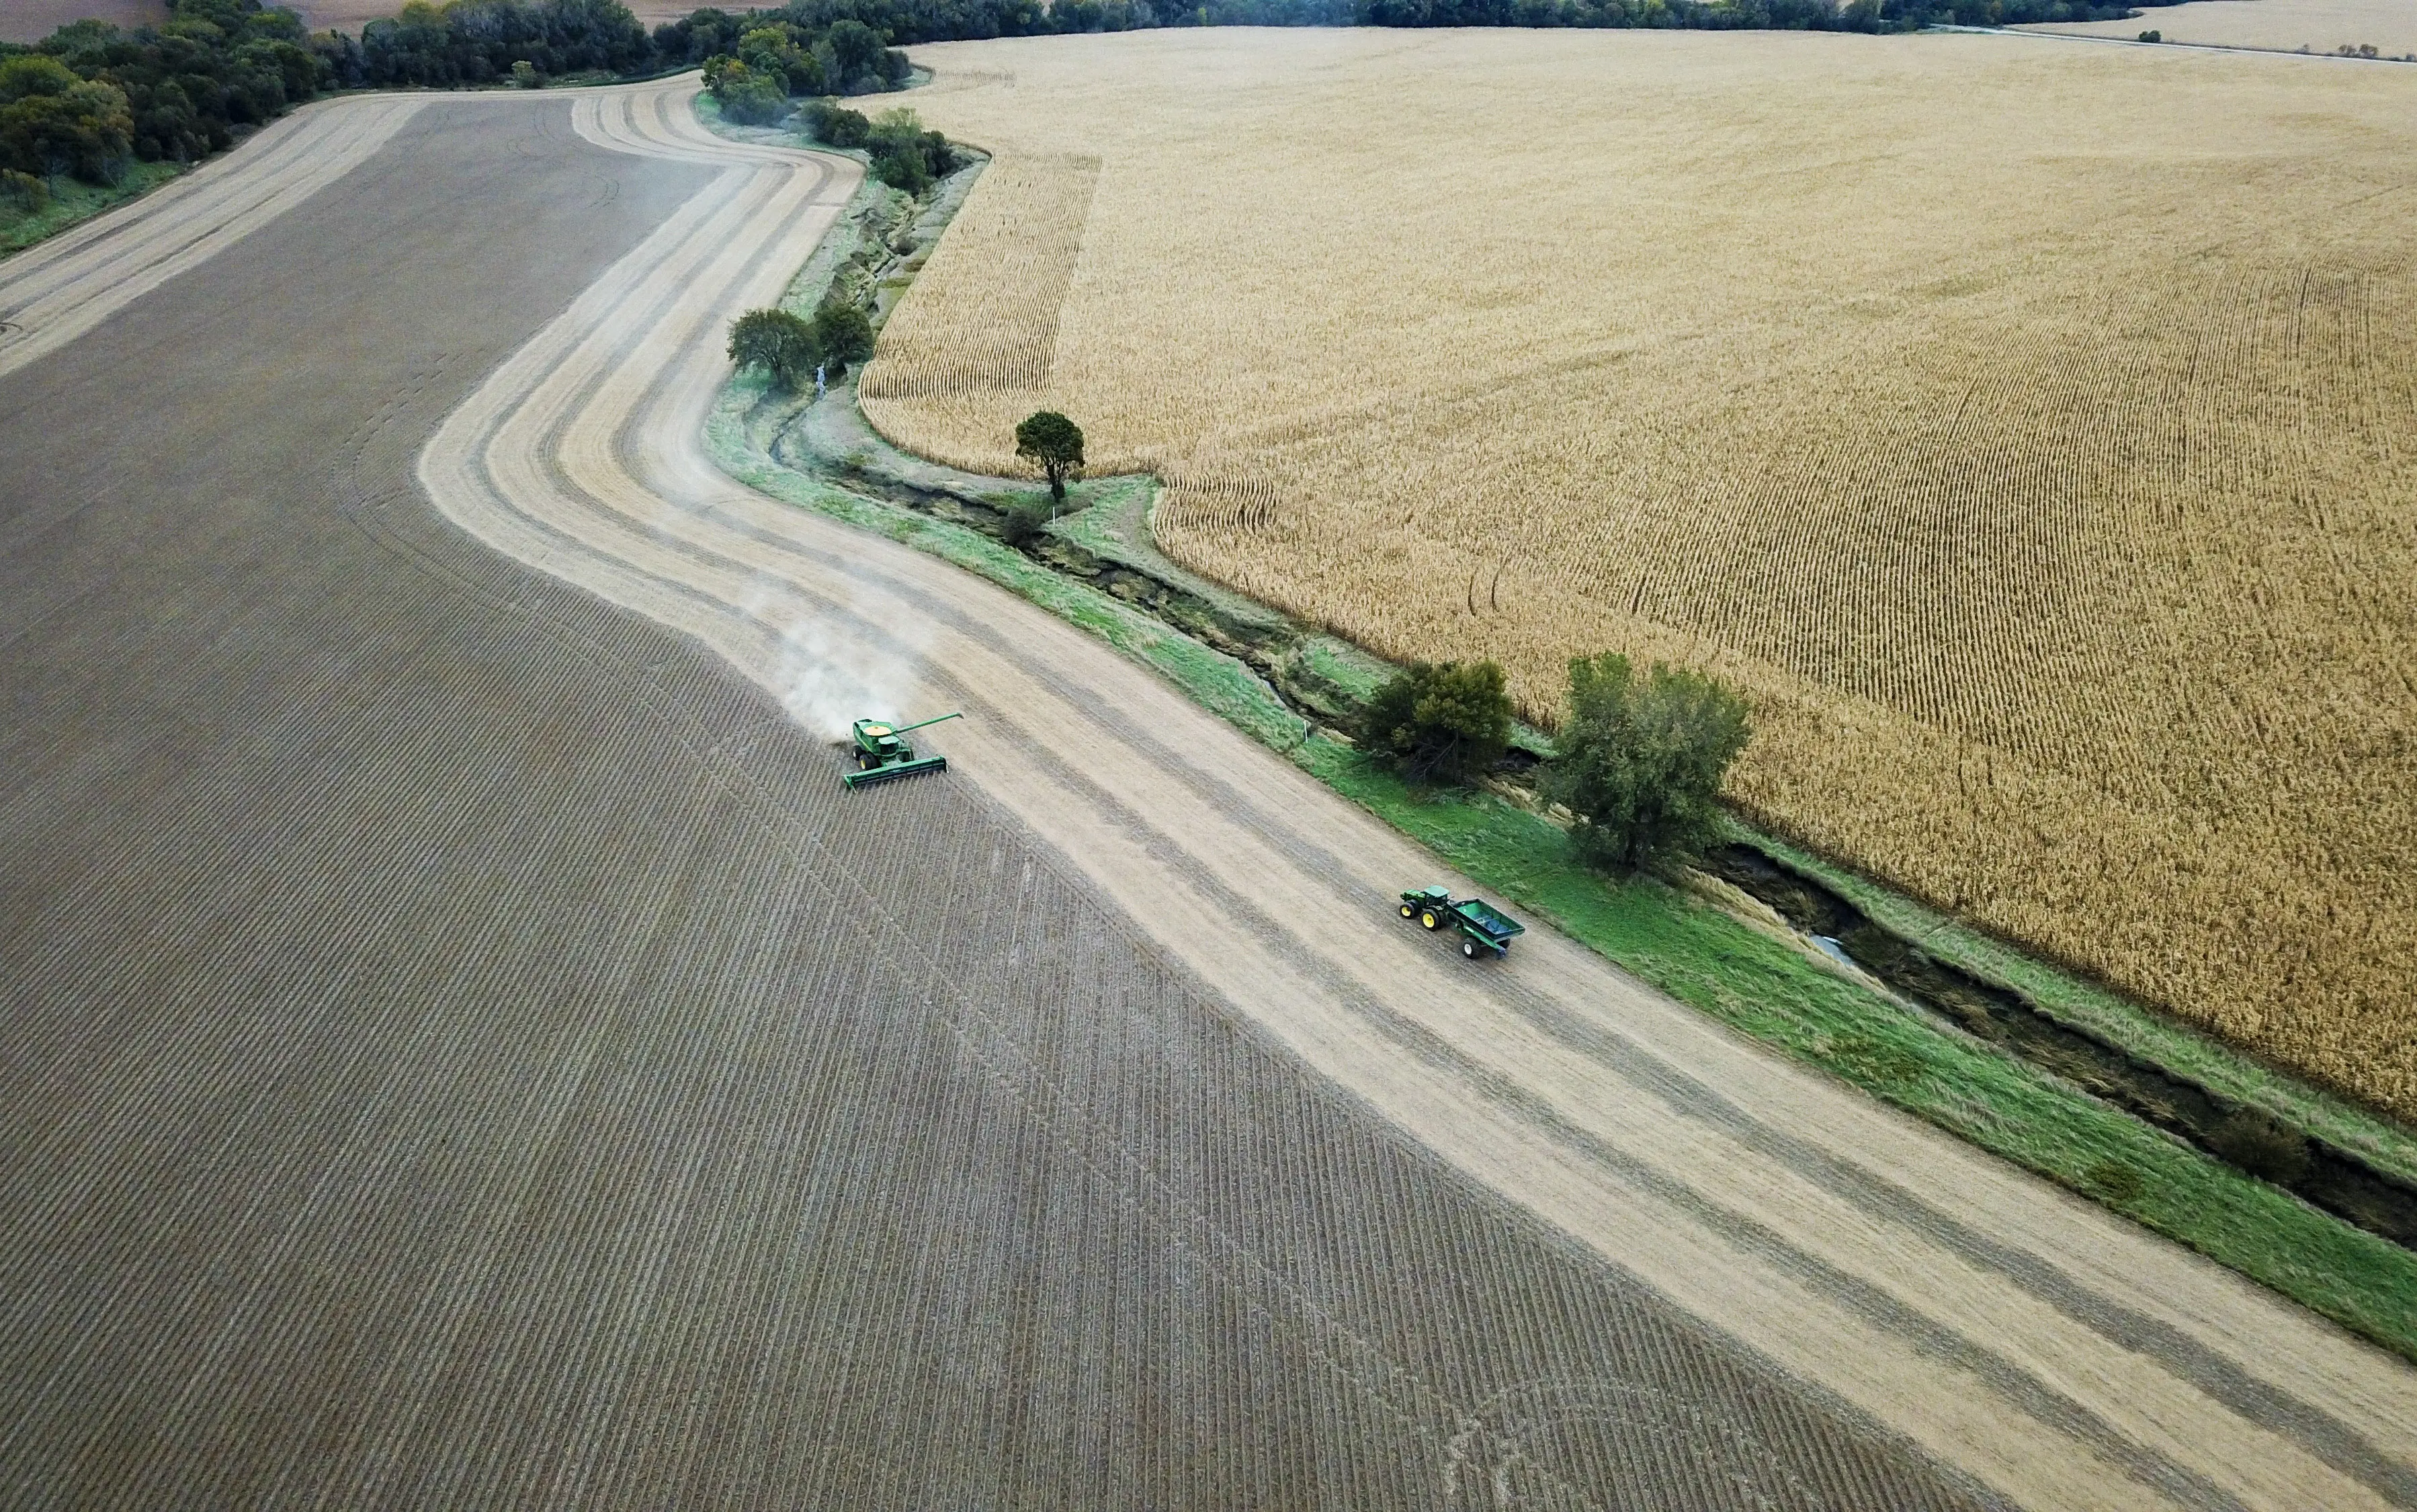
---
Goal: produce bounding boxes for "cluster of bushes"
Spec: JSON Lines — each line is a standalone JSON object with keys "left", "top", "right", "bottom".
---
{"left": 696, "top": 17, "right": 907, "bottom": 122}
{"left": 1359, "top": 651, "right": 1752, "bottom": 874}
{"left": 726, "top": 298, "right": 876, "bottom": 389}
{"left": 1, "top": 0, "right": 326, "bottom": 181}
{"left": 802, "top": 102, "right": 953, "bottom": 191}
{"left": 327, "top": 0, "right": 655, "bottom": 89}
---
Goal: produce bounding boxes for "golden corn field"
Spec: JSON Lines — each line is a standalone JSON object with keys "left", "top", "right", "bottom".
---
{"left": 865, "top": 30, "right": 2417, "bottom": 1118}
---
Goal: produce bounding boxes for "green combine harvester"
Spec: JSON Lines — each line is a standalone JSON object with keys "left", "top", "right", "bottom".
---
{"left": 841, "top": 712, "right": 963, "bottom": 789}
{"left": 1398, "top": 884, "right": 1525, "bottom": 960}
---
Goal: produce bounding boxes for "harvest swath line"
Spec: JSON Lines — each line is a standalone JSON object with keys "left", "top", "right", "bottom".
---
{"left": 392, "top": 76, "right": 2417, "bottom": 1511}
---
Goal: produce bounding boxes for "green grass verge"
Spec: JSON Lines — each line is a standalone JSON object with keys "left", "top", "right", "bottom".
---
{"left": 708, "top": 372, "right": 2417, "bottom": 1362}
{"left": 1, "top": 161, "right": 185, "bottom": 259}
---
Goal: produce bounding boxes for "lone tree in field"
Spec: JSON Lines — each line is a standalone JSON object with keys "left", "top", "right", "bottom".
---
{"left": 1358, "top": 660, "right": 1513, "bottom": 785}
{"left": 1542, "top": 653, "right": 1750, "bottom": 874}
{"left": 1015, "top": 411, "right": 1085, "bottom": 503}
{"left": 727, "top": 307, "right": 818, "bottom": 390}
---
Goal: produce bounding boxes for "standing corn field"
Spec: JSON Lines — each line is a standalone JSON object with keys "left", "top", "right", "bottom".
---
{"left": 864, "top": 28, "right": 2417, "bottom": 1118}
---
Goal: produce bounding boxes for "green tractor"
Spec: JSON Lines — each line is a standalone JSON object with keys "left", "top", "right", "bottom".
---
{"left": 841, "top": 712, "right": 963, "bottom": 789}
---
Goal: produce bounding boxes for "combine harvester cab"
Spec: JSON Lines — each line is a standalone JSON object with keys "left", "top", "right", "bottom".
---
{"left": 842, "top": 712, "right": 964, "bottom": 789}
{"left": 1398, "top": 884, "right": 1525, "bottom": 960}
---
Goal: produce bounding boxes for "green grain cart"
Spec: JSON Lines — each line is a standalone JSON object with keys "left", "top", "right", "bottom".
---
{"left": 841, "top": 712, "right": 962, "bottom": 789}
{"left": 1398, "top": 884, "right": 1525, "bottom": 960}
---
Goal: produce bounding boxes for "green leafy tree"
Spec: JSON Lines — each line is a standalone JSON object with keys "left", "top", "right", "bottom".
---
{"left": 865, "top": 106, "right": 952, "bottom": 193}
{"left": 1, "top": 167, "right": 50, "bottom": 214}
{"left": 1014, "top": 410, "right": 1085, "bottom": 502}
{"left": 822, "top": 18, "right": 901, "bottom": 93}
{"left": 704, "top": 56, "right": 786, "bottom": 125}
{"left": 804, "top": 99, "right": 869, "bottom": 147}
{"left": 1541, "top": 653, "right": 1751, "bottom": 873}
{"left": 811, "top": 299, "right": 874, "bottom": 372}
{"left": 0, "top": 58, "right": 133, "bottom": 183}
{"left": 726, "top": 306, "right": 819, "bottom": 389}
{"left": 1357, "top": 661, "right": 1512, "bottom": 784}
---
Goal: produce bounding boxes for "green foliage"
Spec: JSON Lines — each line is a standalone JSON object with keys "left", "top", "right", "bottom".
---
{"left": 0, "top": 167, "right": 49, "bottom": 213}
{"left": 1014, "top": 409, "right": 1085, "bottom": 502}
{"left": 865, "top": 106, "right": 952, "bottom": 194}
{"left": 1358, "top": 661, "right": 1512, "bottom": 785}
{"left": 0, "top": 56, "right": 132, "bottom": 183}
{"left": 996, "top": 495, "right": 1054, "bottom": 546}
{"left": 738, "top": 22, "right": 827, "bottom": 93}
{"left": 805, "top": 99, "right": 870, "bottom": 147}
{"left": 1542, "top": 653, "right": 1749, "bottom": 873}
{"left": 812, "top": 299, "right": 874, "bottom": 371}
{"left": 727, "top": 306, "right": 820, "bottom": 389}
{"left": 705, "top": 56, "right": 790, "bottom": 125}
{"left": 822, "top": 17, "right": 904, "bottom": 92}
{"left": 2085, "top": 1160, "right": 2147, "bottom": 1205}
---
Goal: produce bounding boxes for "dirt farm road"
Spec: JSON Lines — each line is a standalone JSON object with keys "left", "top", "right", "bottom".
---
{"left": 2, "top": 78, "right": 2412, "bottom": 1510}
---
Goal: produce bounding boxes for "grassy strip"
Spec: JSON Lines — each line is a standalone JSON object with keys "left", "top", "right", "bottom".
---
{"left": 1, "top": 162, "right": 185, "bottom": 259}
{"left": 709, "top": 374, "right": 2417, "bottom": 1362}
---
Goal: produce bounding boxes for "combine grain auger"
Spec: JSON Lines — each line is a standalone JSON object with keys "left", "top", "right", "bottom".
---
{"left": 841, "top": 712, "right": 963, "bottom": 789}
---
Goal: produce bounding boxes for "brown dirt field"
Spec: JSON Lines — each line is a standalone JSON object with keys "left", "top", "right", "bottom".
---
{"left": 0, "top": 96, "right": 1992, "bottom": 1510}
{"left": 412, "top": 79, "right": 2417, "bottom": 1511}
{"left": 0, "top": 0, "right": 165, "bottom": 42}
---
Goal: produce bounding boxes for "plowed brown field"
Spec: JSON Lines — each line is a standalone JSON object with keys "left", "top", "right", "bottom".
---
{"left": 0, "top": 94, "right": 1998, "bottom": 1510}
{"left": 863, "top": 29, "right": 2417, "bottom": 1118}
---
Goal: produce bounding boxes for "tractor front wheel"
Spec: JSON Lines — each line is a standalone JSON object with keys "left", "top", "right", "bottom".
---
{"left": 1420, "top": 911, "right": 1440, "bottom": 930}
{"left": 1398, "top": 903, "right": 1415, "bottom": 919}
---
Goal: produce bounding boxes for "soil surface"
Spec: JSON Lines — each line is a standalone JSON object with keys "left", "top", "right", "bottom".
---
{"left": 0, "top": 98, "right": 1999, "bottom": 1509}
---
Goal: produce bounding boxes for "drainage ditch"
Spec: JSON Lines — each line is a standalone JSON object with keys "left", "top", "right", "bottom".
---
{"left": 1703, "top": 844, "right": 2417, "bottom": 1251}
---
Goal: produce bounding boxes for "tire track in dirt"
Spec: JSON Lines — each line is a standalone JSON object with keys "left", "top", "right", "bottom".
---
{"left": 409, "top": 75, "right": 2417, "bottom": 1512}
{"left": 1, "top": 88, "right": 1998, "bottom": 1509}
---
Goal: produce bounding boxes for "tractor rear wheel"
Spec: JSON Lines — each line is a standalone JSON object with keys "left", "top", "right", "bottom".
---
{"left": 1420, "top": 911, "right": 1440, "bottom": 930}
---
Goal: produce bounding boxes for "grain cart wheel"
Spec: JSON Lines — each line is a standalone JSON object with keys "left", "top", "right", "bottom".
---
{"left": 1420, "top": 911, "right": 1441, "bottom": 930}
{"left": 1400, "top": 903, "right": 1416, "bottom": 919}
{"left": 1463, "top": 939, "right": 1479, "bottom": 959}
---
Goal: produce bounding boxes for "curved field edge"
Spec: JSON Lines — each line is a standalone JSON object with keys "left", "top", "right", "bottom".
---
{"left": 701, "top": 251, "right": 2417, "bottom": 1367}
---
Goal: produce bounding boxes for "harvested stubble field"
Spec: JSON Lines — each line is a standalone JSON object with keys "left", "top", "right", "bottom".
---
{"left": 0, "top": 94, "right": 2002, "bottom": 1511}
{"left": 864, "top": 28, "right": 2417, "bottom": 1118}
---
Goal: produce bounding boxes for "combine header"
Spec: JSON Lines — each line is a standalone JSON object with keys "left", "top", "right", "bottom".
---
{"left": 842, "top": 712, "right": 963, "bottom": 789}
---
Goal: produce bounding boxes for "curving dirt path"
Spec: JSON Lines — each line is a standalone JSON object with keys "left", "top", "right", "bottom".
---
{"left": 414, "top": 77, "right": 2417, "bottom": 1512}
